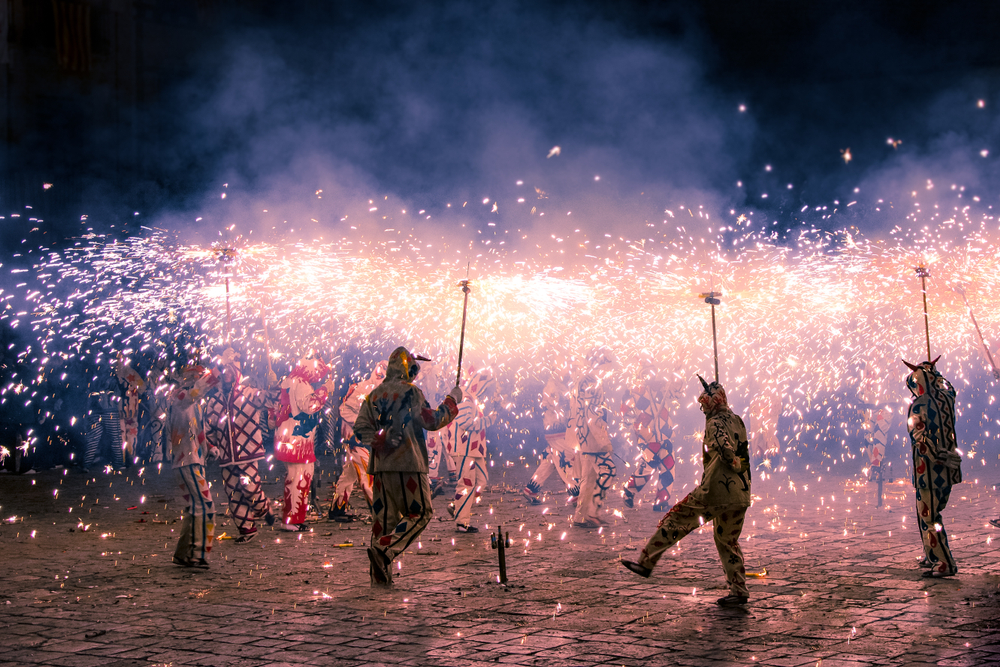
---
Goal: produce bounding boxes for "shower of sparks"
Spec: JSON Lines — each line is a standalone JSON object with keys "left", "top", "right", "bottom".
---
{"left": 1, "top": 195, "right": 998, "bottom": 487}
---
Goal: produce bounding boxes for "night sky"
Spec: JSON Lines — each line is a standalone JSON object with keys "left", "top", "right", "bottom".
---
{"left": 12, "top": 0, "right": 1000, "bottom": 241}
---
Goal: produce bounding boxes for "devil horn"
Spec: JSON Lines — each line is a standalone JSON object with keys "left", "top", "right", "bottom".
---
{"left": 697, "top": 374, "right": 710, "bottom": 391}
{"left": 929, "top": 355, "right": 941, "bottom": 366}
{"left": 901, "top": 359, "right": 921, "bottom": 372}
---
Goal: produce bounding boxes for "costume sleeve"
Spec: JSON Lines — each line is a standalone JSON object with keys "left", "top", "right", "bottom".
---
{"left": 414, "top": 389, "right": 458, "bottom": 432}
{"left": 455, "top": 399, "right": 482, "bottom": 434}
{"left": 706, "top": 418, "right": 742, "bottom": 472}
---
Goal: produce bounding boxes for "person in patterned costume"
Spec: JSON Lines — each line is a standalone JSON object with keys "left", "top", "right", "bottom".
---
{"left": 571, "top": 351, "right": 617, "bottom": 529}
{"left": 448, "top": 367, "right": 494, "bottom": 533}
{"left": 353, "top": 347, "right": 461, "bottom": 587}
{"left": 204, "top": 348, "right": 277, "bottom": 544}
{"left": 622, "top": 358, "right": 682, "bottom": 512}
{"left": 274, "top": 356, "right": 334, "bottom": 532}
{"left": 115, "top": 357, "right": 146, "bottom": 466}
{"left": 330, "top": 359, "right": 387, "bottom": 521}
{"left": 523, "top": 365, "right": 579, "bottom": 505}
{"left": 167, "top": 358, "right": 219, "bottom": 568}
{"left": 621, "top": 377, "right": 752, "bottom": 607}
{"left": 903, "top": 357, "right": 962, "bottom": 578}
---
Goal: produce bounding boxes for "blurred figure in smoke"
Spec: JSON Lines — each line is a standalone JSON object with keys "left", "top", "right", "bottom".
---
{"left": 204, "top": 348, "right": 278, "bottom": 544}
{"left": 353, "top": 347, "right": 461, "bottom": 587}
{"left": 273, "top": 356, "right": 334, "bottom": 532}
{"left": 571, "top": 349, "right": 617, "bottom": 528}
{"left": 115, "top": 356, "right": 146, "bottom": 465}
{"left": 141, "top": 357, "right": 171, "bottom": 463}
{"left": 903, "top": 358, "right": 961, "bottom": 577}
{"left": 859, "top": 360, "right": 905, "bottom": 487}
{"left": 330, "top": 359, "right": 387, "bottom": 521}
{"left": 167, "top": 354, "right": 219, "bottom": 568}
{"left": 621, "top": 377, "right": 752, "bottom": 607}
{"left": 83, "top": 366, "right": 126, "bottom": 471}
{"left": 621, "top": 357, "right": 682, "bottom": 512}
{"left": 523, "top": 360, "right": 579, "bottom": 505}
{"left": 423, "top": 359, "right": 459, "bottom": 496}
{"left": 448, "top": 367, "right": 494, "bottom": 533}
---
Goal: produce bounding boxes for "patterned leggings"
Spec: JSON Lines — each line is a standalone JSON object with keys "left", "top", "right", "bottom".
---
{"left": 573, "top": 452, "right": 616, "bottom": 522}
{"left": 370, "top": 472, "right": 433, "bottom": 564}
{"left": 638, "top": 495, "right": 748, "bottom": 597}
{"left": 84, "top": 410, "right": 124, "bottom": 468}
{"left": 914, "top": 454, "right": 957, "bottom": 575}
{"left": 221, "top": 461, "right": 269, "bottom": 535}
{"left": 453, "top": 456, "right": 488, "bottom": 525}
{"left": 282, "top": 461, "right": 314, "bottom": 525}
{"left": 175, "top": 464, "right": 215, "bottom": 562}
{"left": 625, "top": 440, "right": 675, "bottom": 507}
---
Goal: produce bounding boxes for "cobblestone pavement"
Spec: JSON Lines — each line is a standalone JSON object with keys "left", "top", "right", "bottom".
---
{"left": 1, "top": 457, "right": 998, "bottom": 667}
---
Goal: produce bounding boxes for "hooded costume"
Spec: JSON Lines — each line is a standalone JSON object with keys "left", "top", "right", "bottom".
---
{"left": 904, "top": 358, "right": 961, "bottom": 577}
{"left": 331, "top": 359, "right": 387, "bottom": 518}
{"left": 115, "top": 360, "right": 146, "bottom": 463}
{"left": 353, "top": 347, "right": 460, "bottom": 586}
{"left": 449, "top": 368, "right": 494, "bottom": 531}
{"left": 622, "top": 361, "right": 681, "bottom": 511}
{"left": 274, "top": 356, "right": 331, "bottom": 530}
{"left": 166, "top": 363, "right": 219, "bottom": 567}
{"left": 623, "top": 378, "right": 752, "bottom": 604}
{"left": 570, "top": 366, "right": 616, "bottom": 528}
{"left": 204, "top": 349, "right": 277, "bottom": 542}
{"left": 523, "top": 369, "right": 580, "bottom": 504}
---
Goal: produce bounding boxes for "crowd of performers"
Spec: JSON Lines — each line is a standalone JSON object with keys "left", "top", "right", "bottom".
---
{"left": 21, "top": 338, "right": 972, "bottom": 602}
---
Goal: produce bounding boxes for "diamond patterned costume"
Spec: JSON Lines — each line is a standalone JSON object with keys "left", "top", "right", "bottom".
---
{"left": 622, "top": 366, "right": 681, "bottom": 510}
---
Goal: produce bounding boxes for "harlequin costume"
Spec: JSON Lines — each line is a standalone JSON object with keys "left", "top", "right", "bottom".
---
{"left": 331, "top": 360, "right": 387, "bottom": 520}
{"left": 352, "top": 347, "right": 460, "bottom": 586}
{"left": 904, "top": 358, "right": 961, "bottom": 578}
{"left": 274, "top": 356, "right": 331, "bottom": 531}
{"left": 622, "top": 360, "right": 681, "bottom": 511}
{"left": 167, "top": 362, "right": 219, "bottom": 568}
{"left": 204, "top": 349, "right": 277, "bottom": 543}
{"left": 448, "top": 368, "right": 493, "bottom": 532}
{"left": 83, "top": 369, "right": 125, "bottom": 470}
{"left": 622, "top": 377, "right": 752, "bottom": 606}
{"left": 570, "top": 357, "right": 616, "bottom": 528}
{"left": 524, "top": 369, "right": 579, "bottom": 504}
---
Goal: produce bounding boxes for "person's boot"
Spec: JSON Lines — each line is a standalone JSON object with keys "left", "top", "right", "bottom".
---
{"left": 716, "top": 594, "right": 749, "bottom": 606}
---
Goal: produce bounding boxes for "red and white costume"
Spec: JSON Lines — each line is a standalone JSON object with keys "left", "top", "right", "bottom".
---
{"left": 274, "top": 357, "right": 331, "bottom": 529}
{"left": 450, "top": 368, "right": 494, "bottom": 529}
{"left": 333, "top": 360, "right": 387, "bottom": 512}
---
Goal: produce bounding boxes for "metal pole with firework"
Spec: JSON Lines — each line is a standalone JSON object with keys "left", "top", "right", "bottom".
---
{"left": 455, "top": 265, "right": 472, "bottom": 387}
{"left": 215, "top": 247, "right": 238, "bottom": 347}
{"left": 699, "top": 291, "right": 723, "bottom": 383}
{"left": 953, "top": 284, "right": 1000, "bottom": 381}
{"left": 915, "top": 265, "right": 932, "bottom": 362}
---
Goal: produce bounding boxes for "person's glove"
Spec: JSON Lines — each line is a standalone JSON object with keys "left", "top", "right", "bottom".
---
{"left": 221, "top": 347, "right": 238, "bottom": 367}
{"left": 448, "top": 385, "right": 463, "bottom": 404}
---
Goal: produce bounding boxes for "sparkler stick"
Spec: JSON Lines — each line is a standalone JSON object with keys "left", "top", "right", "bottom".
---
{"left": 216, "top": 247, "right": 237, "bottom": 347}
{"left": 953, "top": 284, "right": 1000, "bottom": 381}
{"left": 455, "top": 264, "right": 472, "bottom": 387}
{"left": 915, "top": 266, "right": 931, "bottom": 362}
{"left": 699, "top": 291, "right": 723, "bottom": 383}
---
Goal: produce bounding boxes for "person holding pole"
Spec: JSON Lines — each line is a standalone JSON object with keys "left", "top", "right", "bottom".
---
{"left": 448, "top": 367, "right": 493, "bottom": 533}
{"left": 353, "top": 346, "right": 461, "bottom": 587}
{"left": 621, "top": 376, "right": 752, "bottom": 606}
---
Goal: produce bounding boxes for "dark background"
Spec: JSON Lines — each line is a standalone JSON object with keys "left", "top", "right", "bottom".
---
{"left": 3, "top": 0, "right": 1000, "bottom": 242}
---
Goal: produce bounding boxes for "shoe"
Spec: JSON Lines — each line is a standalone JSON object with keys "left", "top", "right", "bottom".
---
{"left": 447, "top": 503, "right": 455, "bottom": 518}
{"left": 717, "top": 595, "right": 749, "bottom": 606}
{"left": 456, "top": 524, "right": 479, "bottom": 533}
{"left": 573, "top": 519, "right": 599, "bottom": 529}
{"left": 652, "top": 503, "right": 672, "bottom": 513}
{"left": 190, "top": 558, "right": 210, "bottom": 569}
{"left": 367, "top": 547, "right": 391, "bottom": 586}
{"left": 172, "top": 556, "right": 193, "bottom": 567}
{"left": 264, "top": 512, "right": 276, "bottom": 527}
{"left": 917, "top": 557, "right": 932, "bottom": 569}
{"left": 234, "top": 532, "right": 258, "bottom": 544}
{"left": 431, "top": 480, "right": 445, "bottom": 498}
{"left": 522, "top": 488, "right": 541, "bottom": 506}
{"left": 922, "top": 569, "right": 957, "bottom": 578}
{"left": 620, "top": 560, "right": 651, "bottom": 578}
{"left": 989, "top": 518, "right": 1000, "bottom": 529}
{"left": 280, "top": 523, "right": 309, "bottom": 532}
{"left": 328, "top": 507, "right": 356, "bottom": 523}
{"left": 623, "top": 495, "right": 634, "bottom": 509}
{"left": 594, "top": 516, "right": 611, "bottom": 526}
